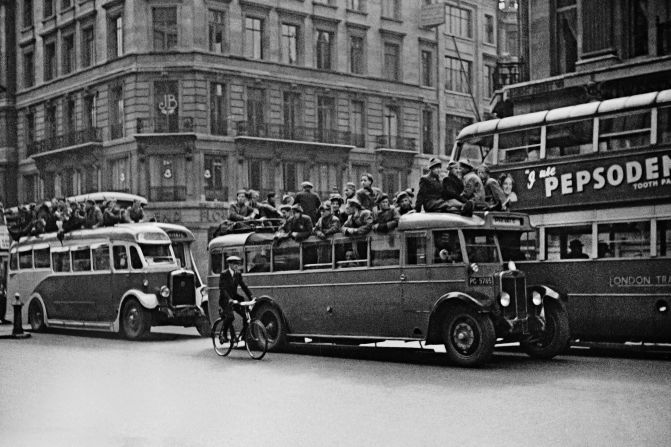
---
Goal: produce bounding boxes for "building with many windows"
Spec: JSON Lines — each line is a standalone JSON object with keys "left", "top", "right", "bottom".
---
{"left": 9, "top": 0, "right": 499, "bottom": 271}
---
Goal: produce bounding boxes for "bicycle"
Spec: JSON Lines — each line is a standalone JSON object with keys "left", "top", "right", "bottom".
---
{"left": 211, "top": 299, "right": 268, "bottom": 359}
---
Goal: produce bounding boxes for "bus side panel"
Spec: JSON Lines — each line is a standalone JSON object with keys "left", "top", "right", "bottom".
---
{"left": 520, "top": 259, "right": 671, "bottom": 343}
{"left": 8, "top": 271, "right": 52, "bottom": 322}
{"left": 35, "top": 275, "right": 100, "bottom": 321}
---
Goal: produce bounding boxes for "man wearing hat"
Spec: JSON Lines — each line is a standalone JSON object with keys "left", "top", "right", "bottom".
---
{"left": 478, "top": 164, "right": 507, "bottom": 211}
{"left": 415, "top": 157, "right": 451, "bottom": 213}
{"left": 355, "top": 172, "right": 383, "bottom": 212}
{"left": 314, "top": 202, "right": 342, "bottom": 239}
{"left": 443, "top": 161, "right": 467, "bottom": 208}
{"left": 460, "top": 160, "right": 486, "bottom": 208}
{"left": 274, "top": 204, "right": 314, "bottom": 243}
{"left": 218, "top": 255, "right": 254, "bottom": 340}
{"left": 373, "top": 194, "right": 400, "bottom": 233}
{"left": 328, "top": 193, "right": 346, "bottom": 224}
{"left": 395, "top": 191, "right": 415, "bottom": 216}
{"left": 342, "top": 198, "right": 373, "bottom": 236}
{"left": 273, "top": 204, "right": 294, "bottom": 243}
{"left": 84, "top": 198, "right": 103, "bottom": 229}
{"left": 294, "top": 181, "right": 321, "bottom": 224}
{"left": 567, "top": 239, "right": 589, "bottom": 259}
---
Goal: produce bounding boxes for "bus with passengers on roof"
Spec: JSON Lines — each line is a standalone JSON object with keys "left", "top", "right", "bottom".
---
{"left": 207, "top": 211, "right": 570, "bottom": 367}
{"left": 451, "top": 89, "right": 671, "bottom": 344}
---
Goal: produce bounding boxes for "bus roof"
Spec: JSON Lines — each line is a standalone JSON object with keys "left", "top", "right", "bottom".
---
{"left": 68, "top": 192, "right": 148, "bottom": 206}
{"left": 456, "top": 88, "right": 671, "bottom": 140}
{"left": 123, "top": 222, "right": 196, "bottom": 242}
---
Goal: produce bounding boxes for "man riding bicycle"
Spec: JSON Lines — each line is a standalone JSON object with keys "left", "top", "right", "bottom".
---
{"left": 219, "top": 255, "right": 254, "bottom": 340}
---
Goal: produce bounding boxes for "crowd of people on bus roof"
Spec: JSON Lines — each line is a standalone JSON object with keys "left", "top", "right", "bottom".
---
{"left": 3, "top": 197, "right": 146, "bottom": 242}
{"left": 220, "top": 157, "right": 516, "bottom": 242}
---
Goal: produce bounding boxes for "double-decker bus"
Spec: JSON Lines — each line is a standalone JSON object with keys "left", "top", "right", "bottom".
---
{"left": 451, "top": 89, "right": 671, "bottom": 344}
{"left": 207, "top": 211, "right": 570, "bottom": 367}
{"left": 7, "top": 223, "right": 205, "bottom": 339}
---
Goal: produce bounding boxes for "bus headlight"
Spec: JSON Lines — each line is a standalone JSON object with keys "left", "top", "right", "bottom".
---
{"left": 532, "top": 291, "right": 543, "bottom": 306}
{"left": 469, "top": 263, "right": 479, "bottom": 274}
{"left": 508, "top": 261, "right": 517, "bottom": 271}
{"left": 160, "top": 286, "right": 170, "bottom": 298}
{"left": 500, "top": 292, "right": 511, "bottom": 307}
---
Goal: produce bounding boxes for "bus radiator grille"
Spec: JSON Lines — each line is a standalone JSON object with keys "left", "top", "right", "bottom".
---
{"left": 501, "top": 273, "right": 527, "bottom": 321}
{"left": 170, "top": 272, "right": 196, "bottom": 306}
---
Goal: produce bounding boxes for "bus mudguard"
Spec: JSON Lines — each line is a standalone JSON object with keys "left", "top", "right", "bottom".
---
{"left": 433, "top": 291, "right": 491, "bottom": 310}
{"left": 120, "top": 290, "right": 159, "bottom": 310}
{"left": 528, "top": 285, "right": 564, "bottom": 303}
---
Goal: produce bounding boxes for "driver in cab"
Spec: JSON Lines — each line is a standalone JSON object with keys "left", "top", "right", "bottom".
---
{"left": 219, "top": 256, "right": 254, "bottom": 339}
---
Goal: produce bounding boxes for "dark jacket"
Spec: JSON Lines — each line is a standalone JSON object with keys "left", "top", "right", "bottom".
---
{"left": 483, "top": 177, "right": 507, "bottom": 210}
{"left": 314, "top": 214, "right": 342, "bottom": 238}
{"left": 343, "top": 210, "right": 374, "bottom": 236}
{"left": 373, "top": 208, "right": 400, "bottom": 232}
{"left": 228, "top": 202, "right": 256, "bottom": 222}
{"left": 218, "top": 268, "right": 253, "bottom": 309}
{"left": 288, "top": 213, "right": 314, "bottom": 241}
{"left": 442, "top": 173, "right": 465, "bottom": 203}
{"left": 415, "top": 173, "right": 447, "bottom": 212}
{"left": 355, "top": 187, "right": 383, "bottom": 211}
{"left": 294, "top": 190, "right": 321, "bottom": 223}
{"left": 84, "top": 206, "right": 103, "bottom": 229}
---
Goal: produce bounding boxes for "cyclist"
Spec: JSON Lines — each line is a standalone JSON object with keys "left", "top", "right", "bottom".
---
{"left": 218, "top": 256, "right": 254, "bottom": 341}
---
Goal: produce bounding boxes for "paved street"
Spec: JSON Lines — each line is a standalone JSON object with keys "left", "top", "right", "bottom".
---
{"left": 1, "top": 326, "right": 670, "bottom": 447}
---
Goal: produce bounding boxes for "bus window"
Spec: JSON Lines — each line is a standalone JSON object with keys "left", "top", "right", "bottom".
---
{"left": 598, "top": 111, "right": 650, "bottom": 151}
{"left": 139, "top": 244, "right": 173, "bottom": 264}
{"left": 335, "top": 239, "right": 367, "bottom": 268}
{"left": 246, "top": 245, "right": 271, "bottom": 273}
{"left": 456, "top": 135, "right": 494, "bottom": 165}
{"left": 546, "top": 226, "right": 592, "bottom": 260}
{"left": 19, "top": 249, "right": 33, "bottom": 270}
{"left": 210, "top": 250, "right": 223, "bottom": 274}
{"left": 657, "top": 219, "right": 671, "bottom": 257}
{"left": 432, "top": 231, "right": 462, "bottom": 264}
{"left": 659, "top": 106, "right": 671, "bottom": 144}
{"left": 34, "top": 247, "right": 51, "bottom": 269}
{"left": 72, "top": 247, "right": 92, "bottom": 272}
{"left": 463, "top": 231, "right": 500, "bottom": 263}
{"left": 129, "top": 246, "right": 143, "bottom": 269}
{"left": 113, "top": 246, "right": 129, "bottom": 270}
{"left": 92, "top": 245, "right": 111, "bottom": 270}
{"left": 273, "top": 244, "right": 300, "bottom": 272}
{"left": 302, "top": 241, "right": 332, "bottom": 270}
{"left": 499, "top": 231, "right": 537, "bottom": 261}
{"left": 498, "top": 128, "right": 541, "bottom": 164}
{"left": 172, "top": 242, "right": 186, "bottom": 268}
{"left": 52, "top": 249, "right": 71, "bottom": 272}
{"left": 406, "top": 232, "right": 427, "bottom": 265}
{"left": 9, "top": 250, "right": 17, "bottom": 271}
{"left": 597, "top": 221, "right": 650, "bottom": 258}
{"left": 370, "top": 234, "right": 400, "bottom": 267}
{"left": 546, "top": 119, "right": 593, "bottom": 158}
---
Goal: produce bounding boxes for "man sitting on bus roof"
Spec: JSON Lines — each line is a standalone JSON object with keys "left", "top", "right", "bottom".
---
{"left": 287, "top": 204, "right": 313, "bottom": 241}
{"left": 460, "top": 160, "right": 486, "bottom": 210}
{"left": 478, "top": 165, "right": 507, "bottom": 211}
{"left": 124, "top": 199, "right": 145, "bottom": 223}
{"left": 273, "top": 204, "right": 293, "bottom": 244}
{"left": 84, "top": 199, "right": 103, "bottom": 229}
{"left": 395, "top": 190, "right": 415, "bottom": 216}
{"left": 314, "top": 203, "right": 342, "bottom": 239}
{"left": 229, "top": 189, "right": 259, "bottom": 222}
{"left": 373, "top": 194, "right": 400, "bottom": 233}
{"left": 415, "top": 158, "right": 453, "bottom": 213}
{"left": 342, "top": 198, "right": 373, "bottom": 236}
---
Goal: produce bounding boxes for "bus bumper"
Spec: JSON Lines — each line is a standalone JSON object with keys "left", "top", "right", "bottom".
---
{"left": 153, "top": 305, "right": 204, "bottom": 326}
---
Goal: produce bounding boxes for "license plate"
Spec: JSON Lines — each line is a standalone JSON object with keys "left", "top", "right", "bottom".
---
{"left": 469, "top": 276, "right": 494, "bottom": 286}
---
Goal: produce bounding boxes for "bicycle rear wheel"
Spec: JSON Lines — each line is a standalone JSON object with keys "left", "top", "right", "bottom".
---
{"left": 211, "top": 318, "right": 235, "bottom": 357}
{"left": 245, "top": 320, "right": 268, "bottom": 360}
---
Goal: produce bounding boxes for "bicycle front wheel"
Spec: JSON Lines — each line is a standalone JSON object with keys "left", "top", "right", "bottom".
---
{"left": 211, "top": 318, "right": 235, "bottom": 357}
{"left": 245, "top": 320, "right": 269, "bottom": 360}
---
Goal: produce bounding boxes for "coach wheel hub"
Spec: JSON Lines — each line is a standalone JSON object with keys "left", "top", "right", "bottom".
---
{"left": 453, "top": 321, "right": 475, "bottom": 352}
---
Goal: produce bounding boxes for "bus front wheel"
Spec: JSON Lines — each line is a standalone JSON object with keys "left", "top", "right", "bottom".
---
{"left": 442, "top": 305, "right": 495, "bottom": 367}
{"left": 521, "top": 301, "right": 570, "bottom": 359}
{"left": 28, "top": 299, "right": 46, "bottom": 332}
{"left": 255, "top": 304, "right": 287, "bottom": 351}
{"left": 121, "top": 299, "right": 151, "bottom": 340}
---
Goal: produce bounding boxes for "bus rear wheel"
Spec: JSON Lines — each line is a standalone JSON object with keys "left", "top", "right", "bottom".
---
{"left": 28, "top": 299, "right": 46, "bottom": 332}
{"left": 121, "top": 299, "right": 151, "bottom": 340}
{"left": 442, "top": 305, "right": 495, "bottom": 367}
{"left": 255, "top": 304, "right": 287, "bottom": 351}
{"left": 521, "top": 301, "right": 570, "bottom": 359}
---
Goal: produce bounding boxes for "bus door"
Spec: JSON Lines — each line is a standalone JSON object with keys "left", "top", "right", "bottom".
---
{"left": 108, "top": 245, "right": 133, "bottom": 321}
{"left": 328, "top": 234, "right": 404, "bottom": 338}
{"left": 90, "top": 244, "right": 113, "bottom": 322}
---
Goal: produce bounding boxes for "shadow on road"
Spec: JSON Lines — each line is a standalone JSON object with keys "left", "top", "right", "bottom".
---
{"left": 25, "top": 327, "right": 203, "bottom": 343}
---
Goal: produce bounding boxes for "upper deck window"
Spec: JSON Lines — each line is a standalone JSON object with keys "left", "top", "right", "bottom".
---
{"left": 456, "top": 135, "right": 494, "bottom": 165}
{"left": 498, "top": 128, "right": 541, "bottom": 164}
{"left": 246, "top": 245, "right": 271, "bottom": 273}
{"left": 336, "top": 239, "right": 368, "bottom": 268}
{"left": 302, "top": 240, "right": 332, "bottom": 270}
{"left": 658, "top": 106, "right": 671, "bottom": 144}
{"left": 463, "top": 231, "right": 499, "bottom": 263}
{"left": 139, "top": 244, "right": 174, "bottom": 264}
{"left": 657, "top": 220, "right": 671, "bottom": 257}
{"left": 598, "top": 111, "right": 650, "bottom": 151}
{"left": 546, "top": 119, "right": 593, "bottom": 158}
{"left": 273, "top": 244, "right": 299, "bottom": 272}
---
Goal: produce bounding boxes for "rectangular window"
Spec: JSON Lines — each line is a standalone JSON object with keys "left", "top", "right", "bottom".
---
{"left": 302, "top": 241, "right": 332, "bottom": 270}
{"left": 316, "top": 30, "right": 333, "bottom": 70}
{"left": 347, "top": 0, "right": 365, "bottom": 12}
{"left": 498, "top": 128, "right": 542, "bottom": 164}
{"left": 317, "top": 96, "right": 335, "bottom": 141}
{"left": 209, "top": 10, "right": 226, "bottom": 53}
{"left": 45, "top": 101, "right": 57, "bottom": 140}
{"left": 246, "top": 87, "right": 265, "bottom": 135}
{"left": 108, "top": 15, "right": 124, "bottom": 59}
{"left": 370, "top": 234, "right": 400, "bottom": 266}
{"left": 204, "top": 155, "right": 226, "bottom": 201}
{"left": 446, "top": 5, "right": 472, "bottom": 38}
{"left": 44, "top": 40, "right": 57, "bottom": 81}
{"left": 25, "top": 111, "right": 35, "bottom": 146}
{"left": 23, "top": 0, "right": 33, "bottom": 28}
{"left": 210, "top": 82, "right": 227, "bottom": 135}
{"left": 273, "top": 245, "right": 300, "bottom": 272}
{"left": 244, "top": 17, "right": 263, "bottom": 59}
{"left": 62, "top": 33, "right": 75, "bottom": 75}
{"left": 83, "top": 93, "right": 97, "bottom": 130}
{"left": 421, "top": 50, "right": 433, "bottom": 87}
{"left": 554, "top": 0, "right": 577, "bottom": 74}
{"left": 64, "top": 96, "right": 76, "bottom": 136}
{"left": 598, "top": 221, "right": 650, "bottom": 258}
{"left": 52, "top": 250, "right": 71, "bottom": 272}
{"left": 248, "top": 159, "right": 273, "bottom": 198}
{"left": 23, "top": 50, "right": 34, "bottom": 88}
{"left": 657, "top": 220, "right": 671, "bottom": 257}
{"left": 335, "top": 239, "right": 368, "bottom": 268}
{"left": 282, "top": 92, "right": 301, "bottom": 139}
{"left": 422, "top": 109, "right": 434, "bottom": 155}
{"left": 383, "top": 105, "right": 399, "bottom": 143}
{"left": 81, "top": 25, "right": 95, "bottom": 68}
{"left": 598, "top": 111, "right": 651, "bottom": 151}
{"left": 44, "top": 0, "right": 54, "bottom": 19}
{"left": 281, "top": 24, "right": 298, "bottom": 65}
{"left": 350, "top": 35, "right": 364, "bottom": 74}
{"left": 381, "top": 0, "right": 399, "bottom": 20}
{"left": 464, "top": 231, "right": 500, "bottom": 263}
{"left": 92, "top": 245, "right": 111, "bottom": 270}
{"left": 659, "top": 106, "right": 671, "bottom": 144}
{"left": 546, "top": 119, "right": 593, "bottom": 158}
{"left": 34, "top": 248, "right": 51, "bottom": 269}
{"left": 483, "top": 64, "right": 495, "bottom": 98}
{"left": 246, "top": 245, "right": 271, "bottom": 273}
{"left": 351, "top": 100, "right": 365, "bottom": 146}
{"left": 406, "top": 232, "right": 427, "bottom": 265}
{"left": 19, "top": 250, "right": 33, "bottom": 270}
{"left": 110, "top": 85, "right": 124, "bottom": 139}
{"left": 112, "top": 246, "right": 128, "bottom": 270}
{"left": 444, "top": 56, "right": 471, "bottom": 93}
{"left": 110, "top": 157, "right": 129, "bottom": 192}
{"left": 153, "top": 7, "right": 178, "bottom": 51}
{"left": 72, "top": 247, "right": 92, "bottom": 272}
{"left": 432, "top": 231, "right": 463, "bottom": 264}
{"left": 383, "top": 42, "right": 400, "bottom": 81}
{"left": 484, "top": 14, "right": 495, "bottom": 44}
{"left": 546, "top": 225, "right": 592, "bottom": 260}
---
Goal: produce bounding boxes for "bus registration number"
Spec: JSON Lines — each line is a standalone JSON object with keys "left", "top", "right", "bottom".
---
{"left": 469, "top": 276, "right": 494, "bottom": 286}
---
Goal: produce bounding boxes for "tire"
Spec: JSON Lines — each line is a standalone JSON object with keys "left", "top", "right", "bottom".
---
{"left": 245, "top": 320, "right": 268, "bottom": 360}
{"left": 211, "top": 318, "right": 235, "bottom": 357}
{"left": 28, "top": 299, "right": 46, "bottom": 332}
{"left": 121, "top": 299, "right": 151, "bottom": 340}
{"left": 442, "top": 305, "right": 496, "bottom": 367}
{"left": 255, "top": 304, "right": 287, "bottom": 351}
{"left": 195, "top": 315, "right": 211, "bottom": 338}
{"left": 521, "top": 300, "right": 570, "bottom": 359}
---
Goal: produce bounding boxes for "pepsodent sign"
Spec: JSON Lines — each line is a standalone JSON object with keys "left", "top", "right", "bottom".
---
{"left": 526, "top": 154, "right": 671, "bottom": 198}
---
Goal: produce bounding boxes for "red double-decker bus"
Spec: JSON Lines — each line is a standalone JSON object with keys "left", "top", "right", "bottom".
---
{"left": 451, "top": 89, "right": 671, "bottom": 344}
